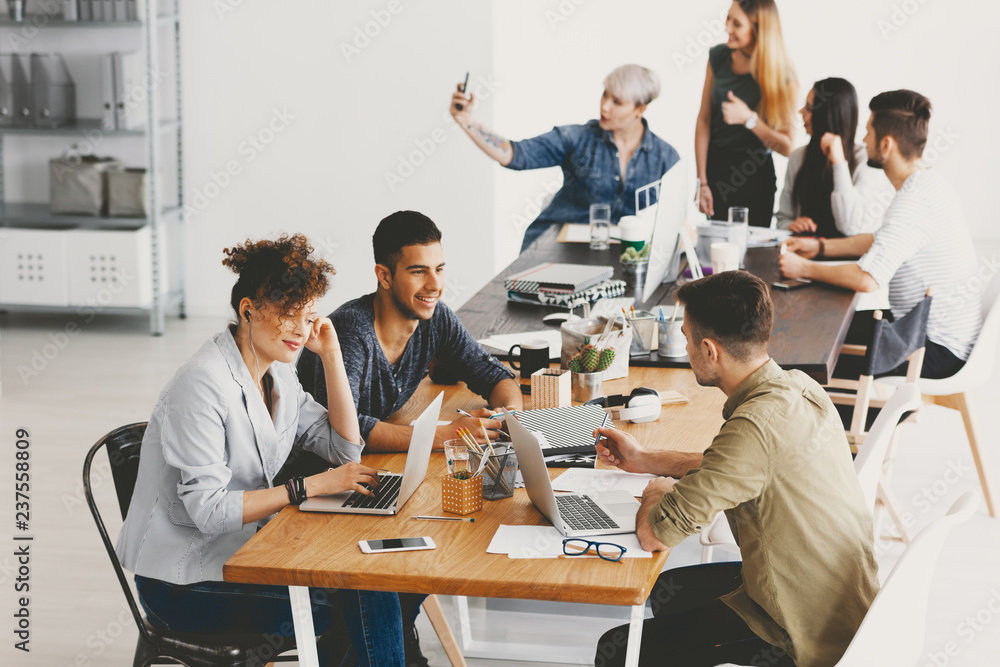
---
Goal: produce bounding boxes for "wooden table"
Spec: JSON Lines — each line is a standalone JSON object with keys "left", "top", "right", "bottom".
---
{"left": 224, "top": 368, "right": 726, "bottom": 666}
{"left": 458, "top": 226, "right": 859, "bottom": 384}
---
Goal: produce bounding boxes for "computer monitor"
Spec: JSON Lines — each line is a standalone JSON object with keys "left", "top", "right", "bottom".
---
{"left": 640, "top": 159, "right": 689, "bottom": 305}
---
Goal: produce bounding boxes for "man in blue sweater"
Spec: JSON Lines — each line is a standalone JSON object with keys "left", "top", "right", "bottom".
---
{"left": 295, "top": 210, "right": 522, "bottom": 666}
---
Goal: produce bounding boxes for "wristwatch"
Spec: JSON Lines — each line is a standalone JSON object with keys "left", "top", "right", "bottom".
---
{"left": 745, "top": 112, "right": 758, "bottom": 130}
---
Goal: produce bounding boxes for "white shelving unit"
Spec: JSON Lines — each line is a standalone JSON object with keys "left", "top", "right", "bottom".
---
{"left": 0, "top": 1, "right": 185, "bottom": 335}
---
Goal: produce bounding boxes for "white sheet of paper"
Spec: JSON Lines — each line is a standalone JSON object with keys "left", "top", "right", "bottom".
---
{"left": 487, "top": 524, "right": 652, "bottom": 559}
{"left": 552, "top": 468, "right": 660, "bottom": 498}
{"left": 477, "top": 329, "right": 563, "bottom": 360}
{"left": 561, "top": 223, "right": 621, "bottom": 243}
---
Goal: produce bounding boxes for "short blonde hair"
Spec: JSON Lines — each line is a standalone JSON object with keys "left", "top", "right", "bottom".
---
{"left": 603, "top": 64, "right": 661, "bottom": 107}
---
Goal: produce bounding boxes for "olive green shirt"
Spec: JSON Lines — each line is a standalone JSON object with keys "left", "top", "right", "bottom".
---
{"left": 648, "top": 360, "right": 879, "bottom": 667}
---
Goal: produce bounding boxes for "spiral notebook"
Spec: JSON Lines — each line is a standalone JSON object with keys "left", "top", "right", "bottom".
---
{"left": 505, "top": 404, "right": 613, "bottom": 456}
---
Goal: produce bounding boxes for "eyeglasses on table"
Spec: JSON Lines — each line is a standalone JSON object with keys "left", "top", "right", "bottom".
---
{"left": 561, "top": 538, "right": 627, "bottom": 562}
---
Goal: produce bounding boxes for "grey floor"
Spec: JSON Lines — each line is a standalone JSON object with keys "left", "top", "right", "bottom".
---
{"left": 1, "top": 297, "right": 998, "bottom": 666}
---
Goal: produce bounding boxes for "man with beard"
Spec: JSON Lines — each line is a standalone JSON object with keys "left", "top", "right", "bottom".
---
{"left": 779, "top": 89, "right": 981, "bottom": 379}
{"left": 593, "top": 271, "right": 879, "bottom": 667}
{"left": 295, "top": 210, "right": 521, "bottom": 667}
{"left": 297, "top": 209, "right": 521, "bottom": 450}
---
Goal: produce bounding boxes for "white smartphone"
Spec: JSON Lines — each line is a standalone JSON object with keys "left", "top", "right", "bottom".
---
{"left": 358, "top": 536, "right": 436, "bottom": 554}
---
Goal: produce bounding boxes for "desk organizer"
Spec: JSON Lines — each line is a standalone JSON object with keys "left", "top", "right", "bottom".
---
{"left": 441, "top": 474, "right": 482, "bottom": 515}
{"left": 469, "top": 446, "right": 517, "bottom": 500}
{"left": 530, "top": 367, "right": 571, "bottom": 408}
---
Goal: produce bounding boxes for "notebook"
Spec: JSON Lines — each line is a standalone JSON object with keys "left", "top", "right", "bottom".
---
{"left": 505, "top": 263, "right": 614, "bottom": 295}
{"left": 504, "top": 408, "right": 638, "bottom": 537}
{"left": 504, "top": 404, "right": 613, "bottom": 456}
{"left": 298, "top": 392, "right": 443, "bottom": 515}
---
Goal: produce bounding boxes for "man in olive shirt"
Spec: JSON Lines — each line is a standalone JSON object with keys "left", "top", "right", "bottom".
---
{"left": 594, "top": 272, "right": 879, "bottom": 667}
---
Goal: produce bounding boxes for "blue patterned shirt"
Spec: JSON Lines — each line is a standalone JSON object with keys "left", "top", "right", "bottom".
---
{"left": 506, "top": 118, "right": 680, "bottom": 225}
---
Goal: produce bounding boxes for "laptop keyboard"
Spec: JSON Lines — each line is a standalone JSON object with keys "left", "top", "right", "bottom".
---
{"left": 556, "top": 494, "right": 620, "bottom": 532}
{"left": 343, "top": 474, "right": 402, "bottom": 510}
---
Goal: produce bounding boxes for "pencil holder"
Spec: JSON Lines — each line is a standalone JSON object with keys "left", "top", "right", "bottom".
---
{"left": 530, "top": 367, "right": 571, "bottom": 408}
{"left": 469, "top": 445, "right": 517, "bottom": 500}
{"left": 441, "top": 474, "right": 482, "bottom": 515}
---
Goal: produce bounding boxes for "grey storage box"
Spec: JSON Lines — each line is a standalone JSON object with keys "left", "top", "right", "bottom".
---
{"left": 31, "top": 53, "right": 76, "bottom": 128}
{"left": 107, "top": 168, "right": 148, "bottom": 217}
{"left": 0, "top": 54, "right": 32, "bottom": 127}
{"left": 49, "top": 155, "right": 123, "bottom": 216}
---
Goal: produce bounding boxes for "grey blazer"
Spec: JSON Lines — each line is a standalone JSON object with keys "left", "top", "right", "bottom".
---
{"left": 115, "top": 329, "right": 363, "bottom": 584}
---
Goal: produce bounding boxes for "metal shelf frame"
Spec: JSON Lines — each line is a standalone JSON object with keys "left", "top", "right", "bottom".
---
{"left": 0, "top": 1, "right": 185, "bottom": 335}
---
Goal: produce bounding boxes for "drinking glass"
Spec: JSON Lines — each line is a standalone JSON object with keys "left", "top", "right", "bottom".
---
{"left": 727, "top": 206, "right": 749, "bottom": 268}
{"left": 589, "top": 203, "right": 611, "bottom": 250}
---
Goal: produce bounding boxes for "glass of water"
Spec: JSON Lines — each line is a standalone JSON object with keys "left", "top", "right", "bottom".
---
{"left": 589, "top": 204, "right": 612, "bottom": 250}
{"left": 727, "top": 206, "right": 749, "bottom": 268}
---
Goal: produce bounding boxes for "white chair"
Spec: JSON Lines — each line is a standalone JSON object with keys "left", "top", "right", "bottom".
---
{"left": 715, "top": 491, "right": 979, "bottom": 667}
{"left": 700, "top": 383, "right": 922, "bottom": 562}
{"left": 878, "top": 274, "right": 1000, "bottom": 517}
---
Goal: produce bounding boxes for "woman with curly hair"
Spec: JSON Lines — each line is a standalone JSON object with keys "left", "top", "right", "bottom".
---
{"left": 115, "top": 233, "right": 404, "bottom": 665}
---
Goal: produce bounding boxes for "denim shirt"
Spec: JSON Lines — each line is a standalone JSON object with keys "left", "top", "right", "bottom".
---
{"left": 506, "top": 118, "right": 680, "bottom": 225}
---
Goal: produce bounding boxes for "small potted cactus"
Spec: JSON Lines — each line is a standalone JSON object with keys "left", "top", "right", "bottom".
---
{"left": 567, "top": 343, "right": 615, "bottom": 402}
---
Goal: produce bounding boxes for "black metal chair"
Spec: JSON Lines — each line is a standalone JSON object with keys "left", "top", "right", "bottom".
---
{"left": 84, "top": 423, "right": 298, "bottom": 666}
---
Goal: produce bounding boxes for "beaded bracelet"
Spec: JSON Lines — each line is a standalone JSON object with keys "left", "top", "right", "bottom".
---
{"left": 285, "top": 476, "right": 307, "bottom": 505}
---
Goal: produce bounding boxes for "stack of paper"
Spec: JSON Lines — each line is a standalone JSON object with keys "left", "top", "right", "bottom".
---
{"left": 487, "top": 525, "right": 653, "bottom": 559}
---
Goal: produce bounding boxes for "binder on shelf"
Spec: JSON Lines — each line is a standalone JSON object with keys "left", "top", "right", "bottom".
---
{"left": 101, "top": 0, "right": 115, "bottom": 21}
{"left": 0, "top": 54, "right": 32, "bottom": 128}
{"left": 61, "top": 0, "right": 78, "bottom": 21}
{"left": 113, "top": 52, "right": 144, "bottom": 130}
{"left": 99, "top": 54, "right": 116, "bottom": 130}
{"left": 112, "top": 0, "right": 127, "bottom": 21}
{"left": 504, "top": 262, "right": 614, "bottom": 295}
{"left": 31, "top": 53, "right": 76, "bottom": 128}
{"left": 79, "top": 0, "right": 92, "bottom": 21}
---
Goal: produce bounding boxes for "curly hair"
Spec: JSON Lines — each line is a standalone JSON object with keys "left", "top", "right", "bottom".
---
{"left": 221, "top": 233, "right": 335, "bottom": 324}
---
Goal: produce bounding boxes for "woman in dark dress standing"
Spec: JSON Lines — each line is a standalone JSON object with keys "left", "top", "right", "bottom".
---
{"left": 696, "top": 0, "right": 798, "bottom": 228}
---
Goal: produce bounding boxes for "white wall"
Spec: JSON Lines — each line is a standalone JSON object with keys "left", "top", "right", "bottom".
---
{"left": 490, "top": 0, "right": 999, "bottom": 267}
{"left": 179, "top": 0, "right": 999, "bottom": 316}
{"left": 181, "top": 0, "right": 494, "bottom": 317}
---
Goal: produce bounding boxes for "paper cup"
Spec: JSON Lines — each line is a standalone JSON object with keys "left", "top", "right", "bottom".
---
{"left": 711, "top": 242, "right": 740, "bottom": 274}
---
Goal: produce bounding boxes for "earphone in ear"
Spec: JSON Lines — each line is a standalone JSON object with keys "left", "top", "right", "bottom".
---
{"left": 244, "top": 309, "right": 251, "bottom": 322}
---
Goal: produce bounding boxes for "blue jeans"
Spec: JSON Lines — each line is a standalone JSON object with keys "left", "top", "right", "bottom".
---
{"left": 134, "top": 575, "right": 405, "bottom": 666}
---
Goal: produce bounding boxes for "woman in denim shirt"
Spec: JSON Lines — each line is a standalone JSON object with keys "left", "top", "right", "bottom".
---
{"left": 115, "top": 234, "right": 405, "bottom": 665}
{"left": 450, "top": 64, "right": 680, "bottom": 252}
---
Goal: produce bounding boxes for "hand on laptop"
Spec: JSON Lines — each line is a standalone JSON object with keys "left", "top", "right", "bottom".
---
{"left": 306, "top": 462, "right": 381, "bottom": 497}
{"left": 594, "top": 428, "right": 649, "bottom": 474}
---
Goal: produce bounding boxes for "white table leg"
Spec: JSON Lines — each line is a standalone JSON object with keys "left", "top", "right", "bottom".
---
{"left": 623, "top": 603, "right": 645, "bottom": 667}
{"left": 289, "top": 585, "right": 319, "bottom": 667}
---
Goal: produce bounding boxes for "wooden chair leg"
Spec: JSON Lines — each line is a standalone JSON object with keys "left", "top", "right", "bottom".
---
{"left": 877, "top": 473, "right": 912, "bottom": 544}
{"left": 934, "top": 393, "right": 997, "bottom": 517}
{"left": 423, "top": 594, "right": 467, "bottom": 667}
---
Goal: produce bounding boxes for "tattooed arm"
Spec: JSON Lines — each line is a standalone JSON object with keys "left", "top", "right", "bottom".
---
{"left": 449, "top": 83, "right": 514, "bottom": 166}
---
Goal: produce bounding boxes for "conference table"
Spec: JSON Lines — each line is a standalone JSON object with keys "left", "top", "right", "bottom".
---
{"left": 223, "top": 227, "right": 860, "bottom": 666}
{"left": 224, "top": 366, "right": 726, "bottom": 667}
{"left": 459, "top": 225, "right": 859, "bottom": 384}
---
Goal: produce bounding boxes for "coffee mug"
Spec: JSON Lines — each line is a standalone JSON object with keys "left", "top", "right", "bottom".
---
{"left": 508, "top": 340, "right": 550, "bottom": 378}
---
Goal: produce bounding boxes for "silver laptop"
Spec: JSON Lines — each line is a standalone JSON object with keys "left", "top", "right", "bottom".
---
{"left": 299, "top": 391, "right": 444, "bottom": 515}
{"left": 504, "top": 408, "right": 639, "bottom": 536}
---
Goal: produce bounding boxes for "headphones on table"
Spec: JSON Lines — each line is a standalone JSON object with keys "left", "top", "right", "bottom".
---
{"left": 584, "top": 387, "right": 662, "bottom": 423}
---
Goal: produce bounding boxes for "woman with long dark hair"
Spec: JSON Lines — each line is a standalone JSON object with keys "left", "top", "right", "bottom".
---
{"left": 777, "top": 77, "right": 892, "bottom": 237}
{"left": 115, "top": 234, "right": 405, "bottom": 665}
{"left": 696, "top": 0, "right": 798, "bottom": 228}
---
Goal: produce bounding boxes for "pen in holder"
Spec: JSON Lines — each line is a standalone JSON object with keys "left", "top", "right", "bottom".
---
{"left": 469, "top": 445, "right": 517, "bottom": 500}
{"left": 442, "top": 472, "right": 482, "bottom": 515}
